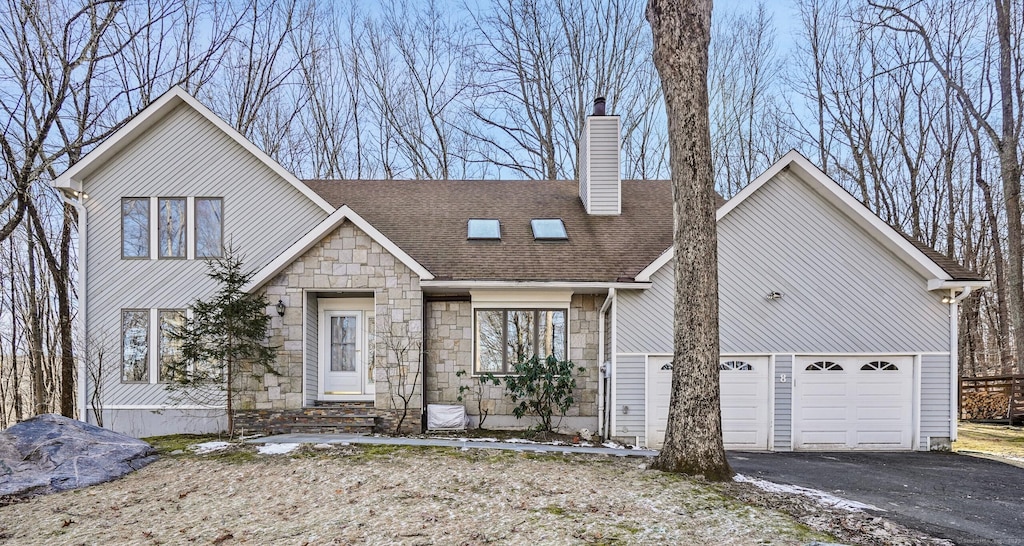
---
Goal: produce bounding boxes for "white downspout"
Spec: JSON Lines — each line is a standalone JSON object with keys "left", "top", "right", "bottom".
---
{"left": 597, "top": 288, "right": 615, "bottom": 440}
{"left": 948, "top": 286, "right": 972, "bottom": 443}
{"left": 60, "top": 190, "right": 88, "bottom": 424}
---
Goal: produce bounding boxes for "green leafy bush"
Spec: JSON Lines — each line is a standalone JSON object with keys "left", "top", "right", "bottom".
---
{"left": 503, "top": 354, "right": 586, "bottom": 432}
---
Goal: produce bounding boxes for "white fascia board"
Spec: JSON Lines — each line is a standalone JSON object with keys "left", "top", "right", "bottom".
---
{"left": 420, "top": 280, "right": 650, "bottom": 291}
{"left": 52, "top": 88, "right": 185, "bottom": 190}
{"left": 243, "top": 205, "right": 433, "bottom": 293}
{"left": 51, "top": 87, "right": 334, "bottom": 214}
{"left": 634, "top": 249, "right": 672, "bottom": 282}
{"left": 636, "top": 150, "right": 954, "bottom": 282}
{"left": 927, "top": 279, "right": 991, "bottom": 291}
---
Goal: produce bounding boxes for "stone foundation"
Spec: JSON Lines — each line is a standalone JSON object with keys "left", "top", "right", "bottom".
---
{"left": 234, "top": 402, "right": 422, "bottom": 435}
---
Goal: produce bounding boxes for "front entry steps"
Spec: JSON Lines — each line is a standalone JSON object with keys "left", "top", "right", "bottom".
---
{"left": 235, "top": 401, "right": 380, "bottom": 435}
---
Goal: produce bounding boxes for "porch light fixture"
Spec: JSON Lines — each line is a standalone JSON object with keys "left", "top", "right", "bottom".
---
{"left": 765, "top": 291, "right": 783, "bottom": 301}
{"left": 941, "top": 295, "right": 953, "bottom": 304}
{"left": 276, "top": 299, "right": 286, "bottom": 316}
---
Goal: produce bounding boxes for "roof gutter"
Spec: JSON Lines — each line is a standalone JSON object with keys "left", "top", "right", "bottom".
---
{"left": 598, "top": 288, "right": 615, "bottom": 440}
{"left": 927, "top": 279, "right": 991, "bottom": 291}
{"left": 58, "top": 190, "right": 88, "bottom": 424}
{"left": 945, "top": 285, "right": 974, "bottom": 444}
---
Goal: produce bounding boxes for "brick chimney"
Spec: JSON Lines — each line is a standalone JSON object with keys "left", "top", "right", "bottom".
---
{"left": 578, "top": 97, "right": 621, "bottom": 215}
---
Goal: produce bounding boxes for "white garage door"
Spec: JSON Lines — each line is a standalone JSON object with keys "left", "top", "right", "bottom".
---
{"left": 794, "top": 356, "right": 913, "bottom": 450}
{"left": 646, "top": 356, "right": 770, "bottom": 450}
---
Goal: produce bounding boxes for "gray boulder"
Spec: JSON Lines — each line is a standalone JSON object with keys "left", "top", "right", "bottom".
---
{"left": 0, "top": 414, "right": 157, "bottom": 498}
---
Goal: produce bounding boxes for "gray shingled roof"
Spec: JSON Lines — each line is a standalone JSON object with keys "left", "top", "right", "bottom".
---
{"left": 302, "top": 179, "right": 983, "bottom": 283}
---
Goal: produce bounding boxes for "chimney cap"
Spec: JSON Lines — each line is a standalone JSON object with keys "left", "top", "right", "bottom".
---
{"left": 592, "top": 97, "right": 606, "bottom": 116}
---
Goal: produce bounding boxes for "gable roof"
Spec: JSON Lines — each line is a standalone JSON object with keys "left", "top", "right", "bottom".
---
{"left": 51, "top": 87, "right": 334, "bottom": 214}
{"left": 243, "top": 205, "right": 434, "bottom": 292}
{"left": 303, "top": 179, "right": 674, "bottom": 283}
{"left": 635, "top": 150, "right": 985, "bottom": 286}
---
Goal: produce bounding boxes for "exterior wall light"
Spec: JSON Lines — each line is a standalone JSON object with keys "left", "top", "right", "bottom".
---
{"left": 766, "top": 291, "right": 783, "bottom": 301}
{"left": 941, "top": 295, "right": 953, "bottom": 304}
{"left": 276, "top": 299, "right": 286, "bottom": 316}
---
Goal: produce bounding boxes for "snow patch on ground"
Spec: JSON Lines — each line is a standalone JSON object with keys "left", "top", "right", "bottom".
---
{"left": 734, "top": 474, "right": 882, "bottom": 512}
{"left": 189, "top": 441, "right": 231, "bottom": 454}
{"left": 256, "top": 443, "right": 300, "bottom": 455}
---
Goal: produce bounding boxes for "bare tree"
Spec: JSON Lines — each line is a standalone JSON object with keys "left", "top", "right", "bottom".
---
{"left": 469, "top": 0, "right": 661, "bottom": 180}
{"left": 869, "top": 0, "right": 1024, "bottom": 372}
{"left": 374, "top": 323, "right": 422, "bottom": 434}
{"left": 708, "top": 3, "right": 791, "bottom": 197}
{"left": 647, "top": 0, "right": 731, "bottom": 480}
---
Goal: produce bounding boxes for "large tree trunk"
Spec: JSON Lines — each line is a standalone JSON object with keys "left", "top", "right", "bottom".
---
{"left": 647, "top": 0, "right": 731, "bottom": 480}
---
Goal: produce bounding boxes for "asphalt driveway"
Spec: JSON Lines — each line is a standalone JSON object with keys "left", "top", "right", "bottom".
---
{"left": 728, "top": 451, "right": 1024, "bottom": 545}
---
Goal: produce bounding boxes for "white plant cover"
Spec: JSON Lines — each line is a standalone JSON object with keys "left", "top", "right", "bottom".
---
{"left": 427, "top": 404, "right": 468, "bottom": 430}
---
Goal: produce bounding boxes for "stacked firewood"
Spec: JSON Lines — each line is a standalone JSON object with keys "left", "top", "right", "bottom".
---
{"left": 961, "top": 390, "right": 1011, "bottom": 420}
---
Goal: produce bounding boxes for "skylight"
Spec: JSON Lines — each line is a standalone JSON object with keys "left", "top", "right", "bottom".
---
{"left": 531, "top": 219, "right": 567, "bottom": 240}
{"left": 468, "top": 219, "right": 501, "bottom": 239}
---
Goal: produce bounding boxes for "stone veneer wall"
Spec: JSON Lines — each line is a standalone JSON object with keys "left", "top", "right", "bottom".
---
{"left": 424, "top": 294, "right": 603, "bottom": 425}
{"left": 237, "top": 219, "right": 423, "bottom": 425}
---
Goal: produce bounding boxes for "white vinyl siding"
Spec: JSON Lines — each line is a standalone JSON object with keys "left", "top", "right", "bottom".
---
{"left": 773, "top": 354, "right": 793, "bottom": 450}
{"left": 86, "top": 102, "right": 328, "bottom": 408}
{"left": 618, "top": 170, "right": 949, "bottom": 355}
{"left": 304, "top": 291, "right": 319, "bottom": 406}
{"left": 578, "top": 116, "right": 620, "bottom": 215}
{"left": 613, "top": 354, "right": 645, "bottom": 438}
{"left": 920, "top": 353, "right": 952, "bottom": 446}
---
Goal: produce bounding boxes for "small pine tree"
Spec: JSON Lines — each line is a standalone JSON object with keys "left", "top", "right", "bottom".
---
{"left": 166, "top": 247, "right": 278, "bottom": 436}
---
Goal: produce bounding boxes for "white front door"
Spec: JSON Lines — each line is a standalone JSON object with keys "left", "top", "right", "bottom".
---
{"left": 319, "top": 299, "right": 375, "bottom": 399}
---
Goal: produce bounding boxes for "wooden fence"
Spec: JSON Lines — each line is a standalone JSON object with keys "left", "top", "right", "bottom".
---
{"left": 959, "top": 375, "right": 1024, "bottom": 424}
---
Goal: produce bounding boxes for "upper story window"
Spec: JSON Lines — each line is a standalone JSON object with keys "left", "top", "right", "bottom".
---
{"left": 121, "top": 198, "right": 150, "bottom": 259}
{"left": 158, "top": 198, "right": 186, "bottom": 258}
{"left": 121, "top": 197, "right": 223, "bottom": 260}
{"left": 195, "top": 198, "right": 223, "bottom": 258}
{"left": 475, "top": 308, "right": 567, "bottom": 373}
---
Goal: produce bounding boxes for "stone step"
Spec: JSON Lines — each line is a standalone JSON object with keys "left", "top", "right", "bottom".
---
{"left": 270, "top": 423, "right": 376, "bottom": 435}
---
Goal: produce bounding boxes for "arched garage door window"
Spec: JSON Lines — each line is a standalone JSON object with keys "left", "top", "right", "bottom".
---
{"left": 861, "top": 361, "right": 899, "bottom": 371}
{"left": 805, "top": 361, "right": 843, "bottom": 371}
{"left": 719, "top": 360, "right": 753, "bottom": 371}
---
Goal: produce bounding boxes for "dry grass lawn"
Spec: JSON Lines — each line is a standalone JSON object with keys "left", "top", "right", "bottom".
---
{"left": 956, "top": 422, "right": 1024, "bottom": 462}
{"left": 0, "top": 442, "right": 835, "bottom": 546}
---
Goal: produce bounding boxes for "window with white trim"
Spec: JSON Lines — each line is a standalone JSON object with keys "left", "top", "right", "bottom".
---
{"left": 122, "top": 309, "right": 149, "bottom": 382}
{"left": 475, "top": 308, "right": 567, "bottom": 373}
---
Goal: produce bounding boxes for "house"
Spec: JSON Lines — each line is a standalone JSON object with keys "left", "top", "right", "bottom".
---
{"left": 53, "top": 88, "right": 987, "bottom": 450}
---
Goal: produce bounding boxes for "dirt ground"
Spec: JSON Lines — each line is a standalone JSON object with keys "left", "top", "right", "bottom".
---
{"left": 0, "top": 442, "right": 950, "bottom": 545}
